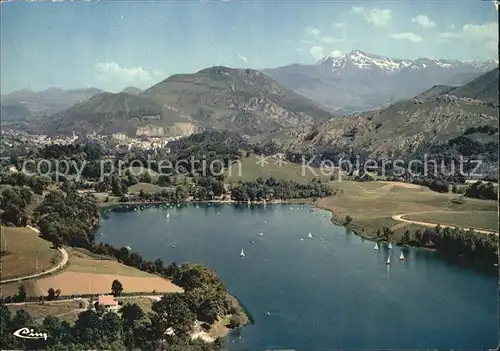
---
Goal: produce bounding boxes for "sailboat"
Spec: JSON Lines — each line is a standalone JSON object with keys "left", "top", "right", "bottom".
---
{"left": 399, "top": 252, "right": 405, "bottom": 261}
{"left": 373, "top": 242, "right": 379, "bottom": 250}
{"left": 388, "top": 242, "right": 393, "bottom": 250}
{"left": 386, "top": 256, "right": 391, "bottom": 265}
{"left": 308, "top": 232, "right": 313, "bottom": 239}
{"left": 166, "top": 212, "right": 170, "bottom": 218}
{"left": 240, "top": 249, "right": 245, "bottom": 258}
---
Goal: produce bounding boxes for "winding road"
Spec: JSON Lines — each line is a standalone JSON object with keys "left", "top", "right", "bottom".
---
{"left": 391, "top": 213, "right": 498, "bottom": 236}
{"left": 0, "top": 227, "right": 69, "bottom": 284}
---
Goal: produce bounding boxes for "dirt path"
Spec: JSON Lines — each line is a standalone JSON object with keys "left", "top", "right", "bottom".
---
{"left": 0, "top": 227, "right": 69, "bottom": 284}
{"left": 391, "top": 213, "right": 498, "bottom": 236}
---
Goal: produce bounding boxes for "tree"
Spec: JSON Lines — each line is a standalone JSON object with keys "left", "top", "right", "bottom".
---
{"left": 401, "top": 230, "right": 411, "bottom": 245}
{"left": 154, "top": 258, "right": 164, "bottom": 272}
{"left": 120, "top": 303, "right": 145, "bottom": 329}
{"left": 0, "top": 302, "right": 16, "bottom": 349}
{"left": 138, "top": 172, "right": 152, "bottom": 184}
{"left": 111, "top": 279, "right": 123, "bottom": 296}
{"left": 17, "top": 284, "right": 26, "bottom": 302}
{"left": 50, "top": 234, "right": 62, "bottom": 249}
{"left": 414, "top": 229, "right": 423, "bottom": 244}
{"left": 102, "top": 312, "right": 123, "bottom": 340}
{"left": 47, "top": 288, "right": 56, "bottom": 301}
{"left": 152, "top": 294, "right": 196, "bottom": 339}
{"left": 345, "top": 215, "right": 353, "bottom": 225}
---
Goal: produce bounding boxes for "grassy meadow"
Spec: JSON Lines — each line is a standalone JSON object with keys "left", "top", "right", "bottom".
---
{"left": 0, "top": 226, "right": 62, "bottom": 280}
{"left": 317, "top": 181, "right": 498, "bottom": 240}
{"left": 226, "top": 154, "right": 333, "bottom": 183}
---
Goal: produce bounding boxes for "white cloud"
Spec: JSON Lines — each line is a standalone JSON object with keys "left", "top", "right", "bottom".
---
{"left": 412, "top": 15, "right": 436, "bottom": 28}
{"left": 237, "top": 54, "right": 248, "bottom": 63}
{"left": 329, "top": 50, "right": 343, "bottom": 57}
{"left": 390, "top": 32, "right": 424, "bottom": 43}
{"left": 152, "top": 69, "right": 164, "bottom": 76}
{"left": 351, "top": 6, "right": 392, "bottom": 26}
{"left": 305, "top": 27, "right": 321, "bottom": 37}
{"left": 321, "top": 36, "right": 337, "bottom": 44}
{"left": 333, "top": 22, "right": 345, "bottom": 28}
{"left": 366, "top": 8, "right": 392, "bottom": 26}
{"left": 310, "top": 46, "right": 325, "bottom": 61}
{"left": 438, "top": 22, "right": 498, "bottom": 42}
{"left": 351, "top": 6, "right": 365, "bottom": 14}
{"left": 462, "top": 22, "right": 498, "bottom": 40}
{"left": 95, "top": 62, "right": 153, "bottom": 86}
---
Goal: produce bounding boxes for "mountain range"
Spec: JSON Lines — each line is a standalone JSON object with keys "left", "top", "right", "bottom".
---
{"left": 1, "top": 87, "right": 104, "bottom": 121}
{"left": 262, "top": 50, "right": 497, "bottom": 114}
{"left": 293, "top": 68, "right": 499, "bottom": 158}
{"left": 3, "top": 50, "right": 498, "bottom": 145}
{"left": 38, "top": 66, "right": 332, "bottom": 137}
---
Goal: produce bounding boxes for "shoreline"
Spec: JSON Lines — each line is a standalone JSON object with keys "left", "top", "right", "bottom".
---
{"left": 314, "top": 202, "right": 439, "bottom": 252}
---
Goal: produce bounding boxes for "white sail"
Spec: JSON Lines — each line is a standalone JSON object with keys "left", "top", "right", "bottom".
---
{"left": 240, "top": 249, "right": 245, "bottom": 257}
{"left": 386, "top": 256, "right": 391, "bottom": 265}
{"left": 166, "top": 212, "right": 170, "bottom": 218}
{"left": 399, "top": 252, "right": 405, "bottom": 260}
{"left": 373, "top": 243, "right": 379, "bottom": 250}
{"left": 308, "top": 232, "right": 313, "bottom": 238}
{"left": 388, "top": 242, "right": 393, "bottom": 250}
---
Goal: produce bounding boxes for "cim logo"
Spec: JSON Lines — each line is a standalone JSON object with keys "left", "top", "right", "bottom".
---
{"left": 13, "top": 327, "right": 48, "bottom": 341}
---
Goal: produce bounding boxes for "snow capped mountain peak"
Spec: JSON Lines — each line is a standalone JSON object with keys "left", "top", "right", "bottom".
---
{"left": 318, "top": 50, "right": 412, "bottom": 72}
{"left": 317, "top": 49, "right": 497, "bottom": 73}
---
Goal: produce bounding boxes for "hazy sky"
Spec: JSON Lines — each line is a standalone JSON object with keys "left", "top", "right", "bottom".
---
{"left": 1, "top": 0, "right": 498, "bottom": 93}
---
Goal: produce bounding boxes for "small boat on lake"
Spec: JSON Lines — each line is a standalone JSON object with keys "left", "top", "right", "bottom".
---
{"left": 388, "top": 242, "right": 393, "bottom": 250}
{"left": 308, "top": 232, "right": 313, "bottom": 239}
{"left": 399, "top": 252, "right": 405, "bottom": 261}
{"left": 240, "top": 248, "right": 245, "bottom": 258}
{"left": 166, "top": 212, "right": 170, "bottom": 218}
{"left": 373, "top": 243, "right": 379, "bottom": 250}
{"left": 259, "top": 232, "right": 264, "bottom": 236}
{"left": 386, "top": 256, "right": 391, "bottom": 265}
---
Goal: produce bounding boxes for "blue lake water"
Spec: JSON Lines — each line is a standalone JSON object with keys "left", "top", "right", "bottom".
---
{"left": 98, "top": 203, "right": 498, "bottom": 350}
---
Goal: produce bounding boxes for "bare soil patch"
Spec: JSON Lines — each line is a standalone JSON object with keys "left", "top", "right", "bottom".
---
{"left": 35, "top": 271, "right": 183, "bottom": 296}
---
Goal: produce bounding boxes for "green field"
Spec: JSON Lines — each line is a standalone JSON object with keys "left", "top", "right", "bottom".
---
{"left": 0, "top": 227, "right": 62, "bottom": 280}
{"left": 317, "top": 181, "right": 498, "bottom": 240}
{"left": 226, "top": 154, "right": 333, "bottom": 183}
{"left": 116, "top": 297, "right": 154, "bottom": 313}
{"left": 405, "top": 211, "right": 498, "bottom": 232}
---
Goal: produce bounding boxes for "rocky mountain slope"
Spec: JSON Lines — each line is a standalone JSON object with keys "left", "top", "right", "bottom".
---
{"left": 296, "top": 68, "right": 499, "bottom": 158}
{"left": 121, "top": 86, "right": 143, "bottom": 95}
{"left": 263, "top": 50, "right": 497, "bottom": 114}
{"left": 42, "top": 92, "right": 190, "bottom": 136}
{"left": 39, "top": 67, "right": 333, "bottom": 136}
{"left": 142, "top": 66, "right": 331, "bottom": 134}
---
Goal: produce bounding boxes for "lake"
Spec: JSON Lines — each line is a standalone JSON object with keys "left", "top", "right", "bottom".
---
{"left": 98, "top": 203, "right": 498, "bottom": 350}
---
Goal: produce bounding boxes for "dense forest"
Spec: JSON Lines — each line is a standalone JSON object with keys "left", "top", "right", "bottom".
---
{"left": 0, "top": 299, "right": 226, "bottom": 351}
{"left": 230, "top": 177, "right": 333, "bottom": 201}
